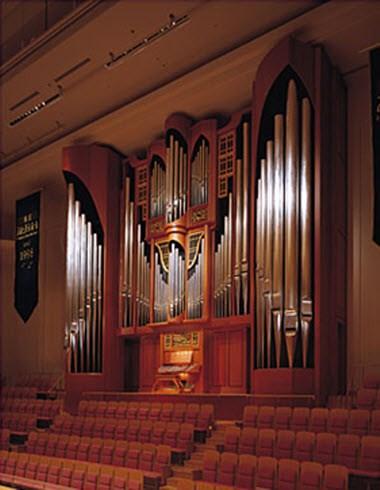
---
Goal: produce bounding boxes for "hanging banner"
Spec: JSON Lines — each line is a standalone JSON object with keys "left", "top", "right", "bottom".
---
{"left": 14, "top": 192, "right": 41, "bottom": 322}
{"left": 370, "top": 48, "right": 380, "bottom": 245}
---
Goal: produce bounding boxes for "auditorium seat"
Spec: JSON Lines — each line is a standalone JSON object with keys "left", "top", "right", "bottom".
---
{"left": 4, "top": 451, "right": 17, "bottom": 475}
{"left": 185, "top": 403, "right": 200, "bottom": 425}
{"left": 151, "top": 421, "right": 166, "bottom": 445}
{"left": 294, "top": 432, "right": 315, "bottom": 462}
{"left": 105, "top": 401, "right": 118, "bottom": 419}
{"left": 82, "top": 417, "right": 95, "bottom": 437}
{"left": 173, "top": 403, "right": 187, "bottom": 423}
{"left": 46, "top": 433, "right": 59, "bottom": 456}
{"left": 126, "top": 441, "right": 141, "bottom": 469}
{"left": 275, "top": 407, "right": 292, "bottom": 430}
{"left": 257, "top": 428, "right": 276, "bottom": 457}
{"left": 71, "top": 465, "right": 86, "bottom": 489}
{"left": 14, "top": 453, "right": 28, "bottom": 478}
{"left": 335, "top": 434, "right": 360, "bottom": 468}
{"left": 46, "top": 462, "right": 61, "bottom": 485}
{"left": 127, "top": 419, "right": 140, "bottom": 441}
{"left": 27, "top": 431, "right": 38, "bottom": 453}
{"left": 112, "top": 467, "right": 129, "bottom": 489}
{"left": 291, "top": 408, "right": 310, "bottom": 432}
{"left": 115, "top": 420, "right": 128, "bottom": 440}
{"left": 66, "top": 435, "right": 80, "bottom": 459}
{"left": 139, "top": 420, "right": 153, "bottom": 443}
{"left": 149, "top": 402, "right": 162, "bottom": 421}
{"left": 196, "top": 404, "right": 215, "bottom": 432}
{"left": 98, "top": 467, "right": 114, "bottom": 490}
{"left": 243, "top": 405, "right": 259, "bottom": 427}
{"left": 35, "top": 432, "right": 49, "bottom": 455}
{"left": 202, "top": 450, "right": 220, "bottom": 482}
{"left": 359, "top": 435, "right": 380, "bottom": 472}
{"left": 328, "top": 409, "right": 349, "bottom": 435}
{"left": 177, "top": 423, "right": 194, "bottom": 456}
{"left": 152, "top": 444, "right": 172, "bottom": 483}
{"left": 161, "top": 403, "right": 174, "bottom": 422}
{"left": 348, "top": 409, "right": 370, "bottom": 436}
{"left": 274, "top": 430, "right": 295, "bottom": 459}
{"left": 78, "top": 400, "right": 88, "bottom": 416}
{"left": 217, "top": 452, "right": 238, "bottom": 486}
{"left": 224, "top": 426, "right": 241, "bottom": 453}
{"left": 356, "top": 388, "right": 377, "bottom": 410}
{"left": 83, "top": 464, "right": 100, "bottom": 490}
{"left": 115, "top": 402, "right": 128, "bottom": 419}
{"left": 323, "top": 464, "right": 348, "bottom": 490}
{"left": 139, "top": 443, "right": 155, "bottom": 472}
{"left": 87, "top": 401, "right": 97, "bottom": 417}
{"left": 239, "top": 427, "right": 258, "bottom": 455}
{"left": 258, "top": 406, "right": 276, "bottom": 429}
{"left": 314, "top": 433, "right": 337, "bottom": 465}
{"left": 112, "top": 441, "right": 128, "bottom": 466}
{"left": 93, "top": 418, "right": 106, "bottom": 438}
{"left": 58, "top": 462, "right": 74, "bottom": 487}
{"left": 163, "top": 421, "right": 180, "bottom": 448}
{"left": 62, "top": 416, "right": 74, "bottom": 435}
{"left": 310, "top": 408, "right": 329, "bottom": 433}
{"left": 100, "top": 439, "right": 115, "bottom": 465}
{"left": 35, "top": 461, "right": 49, "bottom": 483}
{"left": 127, "top": 401, "right": 139, "bottom": 419}
{"left": 370, "top": 410, "right": 380, "bottom": 436}
{"left": 299, "top": 461, "right": 323, "bottom": 490}
{"left": 103, "top": 420, "right": 116, "bottom": 440}
{"left": 234, "top": 454, "right": 256, "bottom": 489}
{"left": 256, "top": 456, "right": 277, "bottom": 490}
{"left": 95, "top": 401, "right": 107, "bottom": 418}
{"left": 72, "top": 416, "right": 85, "bottom": 436}
{"left": 137, "top": 402, "right": 150, "bottom": 420}
{"left": 77, "top": 436, "right": 91, "bottom": 461}
{"left": 278, "top": 458, "right": 300, "bottom": 490}
{"left": 25, "top": 458, "right": 39, "bottom": 480}
{"left": 88, "top": 437, "right": 103, "bottom": 463}
{"left": 55, "top": 434, "right": 69, "bottom": 458}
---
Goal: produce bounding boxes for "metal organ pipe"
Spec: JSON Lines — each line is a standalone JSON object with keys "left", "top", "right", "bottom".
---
{"left": 255, "top": 79, "right": 313, "bottom": 369}
{"left": 65, "top": 183, "right": 103, "bottom": 373}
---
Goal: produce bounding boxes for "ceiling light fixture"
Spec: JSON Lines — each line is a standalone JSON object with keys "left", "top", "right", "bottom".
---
{"left": 104, "top": 13, "right": 190, "bottom": 70}
{"left": 9, "top": 86, "right": 63, "bottom": 128}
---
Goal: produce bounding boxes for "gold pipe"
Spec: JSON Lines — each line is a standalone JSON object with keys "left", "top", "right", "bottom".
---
{"left": 300, "top": 97, "right": 312, "bottom": 368}
{"left": 284, "top": 79, "right": 299, "bottom": 368}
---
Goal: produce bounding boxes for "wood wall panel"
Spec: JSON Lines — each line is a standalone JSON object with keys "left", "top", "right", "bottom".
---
{"left": 208, "top": 326, "right": 247, "bottom": 393}
{"left": 139, "top": 335, "right": 160, "bottom": 391}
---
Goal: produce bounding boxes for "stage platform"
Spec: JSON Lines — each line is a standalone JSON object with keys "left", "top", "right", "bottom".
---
{"left": 80, "top": 391, "right": 316, "bottom": 420}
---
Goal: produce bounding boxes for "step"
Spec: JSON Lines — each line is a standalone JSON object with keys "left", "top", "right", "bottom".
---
{"left": 166, "top": 477, "right": 196, "bottom": 489}
{"left": 171, "top": 465, "right": 202, "bottom": 480}
{"left": 190, "top": 452, "right": 204, "bottom": 461}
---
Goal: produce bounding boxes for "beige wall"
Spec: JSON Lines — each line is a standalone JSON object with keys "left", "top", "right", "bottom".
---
{"left": 0, "top": 147, "right": 66, "bottom": 381}
{"left": 347, "top": 67, "right": 380, "bottom": 389}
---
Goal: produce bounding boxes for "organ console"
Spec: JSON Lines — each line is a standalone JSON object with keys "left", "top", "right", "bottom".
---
{"left": 62, "top": 37, "right": 346, "bottom": 401}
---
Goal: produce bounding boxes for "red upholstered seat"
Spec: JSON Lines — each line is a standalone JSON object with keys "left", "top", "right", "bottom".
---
{"left": 83, "top": 466, "right": 99, "bottom": 490}
{"left": 163, "top": 421, "right": 180, "bottom": 448}
{"left": 310, "top": 408, "right": 329, "bottom": 433}
{"left": 62, "top": 416, "right": 74, "bottom": 435}
{"left": 27, "top": 431, "right": 38, "bottom": 453}
{"left": 25, "top": 460, "right": 39, "bottom": 480}
{"left": 105, "top": 401, "right": 118, "bottom": 419}
{"left": 127, "top": 401, "right": 139, "bottom": 420}
{"left": 4, "top": 453, "right": 17, "bottom": 475}
{"left": 348, "top": 409, "right": 370, "bottom": 436}
{"left": 88, "top": 437, "right": 103, "bottom": 463}
{"left": 98, "top": 470, "right": 114, "bottom": 490}
{"left": 137, "top": 402, "right": 151, "bottom": 420}
{"left": 66, "top": 435, "right": 80, "bottom": 459}
{"left": 126, "top": 441, "right": 141, "bottom": 469}
{"left": 256, "top": 456, "right": 277, "bottom": 490}
{"left": 172, "top": 403, "right": 187, "bottom": 423}
{"left": 35, "top": 462, "right": 49, "bottom": 482}
{"left": 139, "top": 420, "right": 153, "bottom": 443}
{"left": 177, "top": 423, "right": 194, "bottom": 456}
{"left": 217, "top": 451, "right": 238, "bottom": 486}
{"left": 291, "top": 408, "right": 311, "bottom": 432}
{"left": 323, "top": 464, "right": 348, "bottom": 490}
{"left": 93, "top": 419, "right": 106, "bottom": 438}
{"left": 46, "top": 463, "right": 61, "bottom": 484}
{"left": 315, "top": 433, "right": 337, "bottom": 465}
{"left": 115, "top": 402, "right": 128, "bottom": 419}
{"left": 139, "top": 443, "right": 155, "bottom": 471}
{"left": 224, "top": 426, "right": 241, "bottom": 453}
{"left": 235, "top": 454, "right": 256, "bottom": 489}
{"left": 46, "top": 433, "right": 59, "bottom": 456}
{"left": 359, "top": 435, "right": 380, "bottom": 471}
{"left": 82, "top": 417, "right": 95, "bottom": 437}
{"left": 161, "top": 403, "right": 174, "bottom": 422}
{"left": 370, "top": 409, "right": 380, "bottom": 436}
{"left": 77, "top": 437, "right": 91, "bottom": 461}
{"left": 14, "top": 456, "right": 28, "bottom": 478}
{"left": 196, "top": 404, "right": 215, "bottom": 431}
{"left": 127, "top": 419, "right": 140, "bottom": 442}
{"left": 103, "top": 420, "right": 116, "bottom": 440}
{"left": 278, "top": 458, "right": 300, "bottom": 490}
{"left": 112, "top": 441, "right": 128, "bottom": 466}
{"left": 202, "top": 450, "right": 220, "bottom": 482}
{"left": 95, "top": 401, "right": 107, "bottom": 418}
{"left": 78, "top": 400, "right": 88, "bottom": 416}
{"left": 35, "top": 432, "right": 49, "bottom": 455}
{"left": 257, "top": 428, "right": 276, "bottom": 457}
{"left": 151, "top": 421, "right": 166, "bottom": 445}
{"left": 185, "top": 403, "right": 200, "bottom": 425}
{"left": 274, "top": 429, "right": 295, "bottom": 459}
{"left": 328, "top": 409, "right": 349, "bottom": 435}
{"left": 148, "top": 402, "right": 162, "bottom": 422}
{"left": 86, "top": 401, "right": 97, "bottom": 417}
{"left": 299, "top": 461, "right": 323, "bottom": 490}
{"left": 115, "top": 420, "right": 128, "bottom": 440}
{"left": 55, "top": 434, "right": 69, "bottom": 458}
{"left": 336, "top": 434, "right": 360, "bottom": 468}
{"left": 275, "top": 407, "right": 292, "bottom": 430}
{"left": 243, "top": 405, "right": 259, "bottom": 428}
{"left": 100, "top": 439, "right": 115, "bottom": 465}
{"left": 258, "top": 406, "right": 275, "bottom": 429}
{"left": 152, "top": 444, "right": 171, "bottom": 483}
{"left": 239, "top": 427, "right": 258, "bottom": 455}
{"left": 72, "top": 416, "right": 85, "bottom": 436}
{"left": 294, "top": 431, "right": 315, "bottom": 462}
{"left": 356, "top": 389, "right": 376, "bottom": 410}
{"left": 71, "top": 468, "right": 86, "bottom": 489}
{"left": 58, "top": 465, "right": 73, "bottom": 486}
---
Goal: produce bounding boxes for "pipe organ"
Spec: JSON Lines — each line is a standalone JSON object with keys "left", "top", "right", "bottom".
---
{"left": 65, "top": 181, "right": 103, "bottom": 373}
{"left": 62, "top": 37, "right": 346, "bottom": 399}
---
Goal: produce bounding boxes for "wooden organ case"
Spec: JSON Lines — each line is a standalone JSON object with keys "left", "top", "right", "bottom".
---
{"left": 61, "top": 37, "right": 346, "bottom": 402}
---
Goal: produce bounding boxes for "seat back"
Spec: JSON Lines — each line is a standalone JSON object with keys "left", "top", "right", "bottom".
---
{"left": 235, "top": 454, "right": 256, "bottom": 489}
{"left": 274, "top": 430, "right": 295, "bottom": 460}
{"left": 278, "top": 458, "right": 300, "bottom": 490}
{"left": 217, "top": 452, "right": 238, "bottom": 486}
{"left": 336, "top": 434, "right": 360, "bottom": 468}
{"left": 314, "top": 433, "right": 336, "bottom": 465}
{"left": 299, "top": 461, "right": 322, "bottom": 490}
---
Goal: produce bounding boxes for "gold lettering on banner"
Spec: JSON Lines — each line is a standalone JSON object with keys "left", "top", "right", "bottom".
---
{"left": 191, "top": 208, "right": 208, "bottom": 224}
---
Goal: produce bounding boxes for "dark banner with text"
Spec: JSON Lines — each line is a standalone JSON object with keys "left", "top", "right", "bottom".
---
{"left": 14, "top": 192, "right": 41, "bottom": 322}
{"left": 370, "top": 48, "right": 380, "bottom": 245}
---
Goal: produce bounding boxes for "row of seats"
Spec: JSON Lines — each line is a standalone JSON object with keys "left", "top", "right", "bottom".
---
{"left": 0, "top": 413, "right": 37, "bottom": 432}
{"left": 78, "top": 400, "right": 214, "bottom": 429}
{"left": 221, "top": 427, "right": 380, "bottom": 471}
{"left": 355, "top": 388, "right": 380, "bottom": 410}
{"left": 198, "top": 451, "right": 348, "bottom": 490}
{"left": 26, "top": 432, "right": 172, "bottom": 477}
{"left": 0, "top": 450, "right": 148, "bottom": 489}
{"left": 0, "top": 430, "right": 10, "bottom": 450}
{"left": 27, "top": 431, "right": 192, "bottom": 468}
{"left": 49, "top": 419, "right": 194, "bottom": 456}
{"left": 242, "top": 405, "right": 380, "bottom": 435}
{"left": 0, "top": 398, "right": 62, "bottom": 416}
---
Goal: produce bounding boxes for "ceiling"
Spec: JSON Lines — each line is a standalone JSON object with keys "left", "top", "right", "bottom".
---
{"left": 0, "top": 0, "right": 324, "bottom": 167}
{"left": 0, "top": 1, "right": 379, "bottom": 170}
